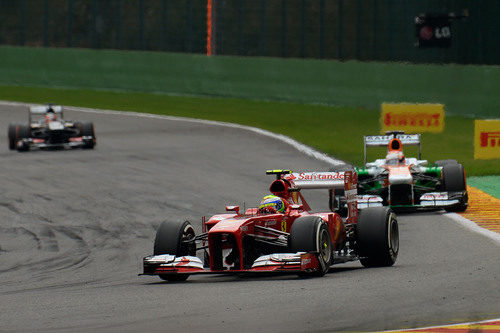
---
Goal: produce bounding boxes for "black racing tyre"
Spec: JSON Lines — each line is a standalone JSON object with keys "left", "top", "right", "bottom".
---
{"left": 435, "top": 159, "right": 458, "bottom": 167}
{"left": 357, "top": 207, "right": 399, "bottom": 267}
{"left": 442, "top": 164, "right": 468, "bottom": 212}
{"left": 15, "top": 125, "right": 31, "bottom": 152}
{"left": 442, "top": 164, "right": 466, "bottom": 192}
{"left": 154, "top": 221, "right": 196, "bottom": 282}
{"left": 289, "top": 216, "right": 332, "bottom": 276}
{"left": 154, "top": 221, "right": 196, "bottom": 256}
{"left": 79, "top": 122, "right": 96, "bottom": 149}
{"left": 8, "top": 124, "right": 18, "bottom": 150}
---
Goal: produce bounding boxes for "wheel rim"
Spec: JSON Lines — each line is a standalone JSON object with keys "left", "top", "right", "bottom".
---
{"left": 388, "top": 216, "right": 399, "bottom": 255}
{"left": 318, "top": 227, "right": 332, "bottom": 264}
{"left": 179, "top": 224, "right": 196, "bottom": 256}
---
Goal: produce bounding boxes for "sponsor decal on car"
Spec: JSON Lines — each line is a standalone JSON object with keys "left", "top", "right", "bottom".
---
{"left": 420, "top": 192, "right": 448, "bottom": 200}
{"left": 286, "top": 172, "right": 344, "bottom": 181}
{"left": 264, "top": 220, "right": 277, "bottom": 227}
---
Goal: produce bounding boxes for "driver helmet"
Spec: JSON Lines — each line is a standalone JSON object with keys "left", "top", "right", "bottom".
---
{"left": 45, "top": 109, "right": 56, "bottom": 122}
{"left": 258, "top": 195, "right": 285, "bottom": 214}
{"left": 385, "top": 151, "right": 405, "bottom": 165}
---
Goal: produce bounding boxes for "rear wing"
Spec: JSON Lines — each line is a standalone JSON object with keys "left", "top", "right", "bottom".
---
{"left": 281, "top": 170, "right": 358, "bottom": 224}
{"left": 29, "top": 105, "right": 63, "bottom": 123}
{"left": 30, "top": 105, "right": 63, "bottom": 114}
{"left": 284, "top": 172, "right": 345, "bottom": 190}
{"left": 364, "top": 133, "right": 421, "bottom": 163}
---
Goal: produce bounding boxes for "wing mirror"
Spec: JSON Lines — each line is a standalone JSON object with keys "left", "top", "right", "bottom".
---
{"left": 225, "top": 206, "right": 240, "bottom": 215}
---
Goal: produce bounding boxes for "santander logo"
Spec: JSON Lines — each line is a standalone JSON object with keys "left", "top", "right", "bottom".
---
{"left": 288, "top": 172, "right": 344, "bottom": 181}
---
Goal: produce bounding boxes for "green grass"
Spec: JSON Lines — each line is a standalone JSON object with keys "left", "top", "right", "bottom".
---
{"left": 468, "top": 176, "right": 500, "bottom": 198}
{"left": 1, "top": 46, "right": 499, "bottom": 118}
{"left": 1, "top": 85, "right": 498, "bottom": 176}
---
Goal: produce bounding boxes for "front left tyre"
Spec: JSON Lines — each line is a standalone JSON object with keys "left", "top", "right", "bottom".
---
{"left": 442, "top": 163, "right": 468, "bottom": 212}
{"left": 79, "top": 122, "right": 96, "bottom": 149}
{"left": 289, "top": 216, "right": 332, "bottom": 276}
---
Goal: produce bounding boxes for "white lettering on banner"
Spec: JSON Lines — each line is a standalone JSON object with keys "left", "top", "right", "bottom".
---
{"left": 435, "top": 27, "right": 451, "bottom": 39}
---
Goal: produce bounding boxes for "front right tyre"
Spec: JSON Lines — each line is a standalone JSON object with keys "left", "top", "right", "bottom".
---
{"left": 8, "top": 124, "right": 18, "bottom": 150}
{"left": 13, "top": 124, "right": 31, "bottom": 152}
{"left": 154, "top": 220, "right": 196, "bottom": 282}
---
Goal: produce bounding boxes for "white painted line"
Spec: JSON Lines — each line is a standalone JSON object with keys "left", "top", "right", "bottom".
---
{"left": 0, "top": 100, "right": 345, "bottom": 166}
{"left": 378, "top": 317, "right": 500, "bottom": 332}
{"left": 445, "top": 212, "right": 500, "bottom": 245}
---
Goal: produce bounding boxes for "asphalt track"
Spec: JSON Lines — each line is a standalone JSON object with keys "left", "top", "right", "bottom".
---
{"left": 0, "top": 103, "right": 498, "bottom": 333}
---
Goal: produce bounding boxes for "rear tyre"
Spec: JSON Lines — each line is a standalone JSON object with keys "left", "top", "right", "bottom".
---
{"left": 15, "top": 125, "right": 31, "bottom": 152}
{"left": 442, "top": 163, "right": 468, "bottom": 212}
{"left": 435, "top": 159, "right": 458, "bottom": 167}
{"left": 357, "top": 207, "right": 399, "bottom": 267}
{"left": 289, "top": 216, "right": 332, "bottom": 277}
{"left": 154, "top": 220, "right": 196, "bottom": 282}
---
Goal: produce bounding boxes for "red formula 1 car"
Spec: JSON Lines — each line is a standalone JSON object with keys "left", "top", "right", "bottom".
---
{"left": 142, "top": 170, "right": 399, "bottom": 281}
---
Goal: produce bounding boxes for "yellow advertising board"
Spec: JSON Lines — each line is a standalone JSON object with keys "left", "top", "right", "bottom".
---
{"left": 474, "top": 119, "right": 500, "bottom": 160}
{"left": 381, "top": 103, "right": 444, "bottom": 133}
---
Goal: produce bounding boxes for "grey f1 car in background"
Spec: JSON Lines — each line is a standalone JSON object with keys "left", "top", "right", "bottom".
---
{"left": 8, "top": 105, "right": 96, "bottom": 152}
{"left": 356, "top": 131, "right": 468, "bottom": 212}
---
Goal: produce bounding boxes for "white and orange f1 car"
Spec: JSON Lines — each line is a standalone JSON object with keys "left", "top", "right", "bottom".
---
{"left": 356, "top": 131, "right": 468, "bottom": 212}
{"left": 142, "top": 170, "right": 399, "bottom": 282}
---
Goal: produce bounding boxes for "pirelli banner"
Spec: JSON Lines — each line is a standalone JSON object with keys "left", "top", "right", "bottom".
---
{"left": 474, "top": 119, "right": 500, "bottom": 160}
{"left": 381, "top": 103, "right": 445, "bottom": 133}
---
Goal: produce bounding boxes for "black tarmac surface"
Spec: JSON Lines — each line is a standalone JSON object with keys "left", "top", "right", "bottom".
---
{"left": 0, "top": 103, "right": 498, "bottom": 332}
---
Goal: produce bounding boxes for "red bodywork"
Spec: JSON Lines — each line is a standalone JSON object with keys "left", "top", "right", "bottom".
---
{"left": 143, "top": 170, "right": 358, "bottom": 276}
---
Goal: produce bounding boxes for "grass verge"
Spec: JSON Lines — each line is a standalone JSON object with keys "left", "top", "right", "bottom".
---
{"left": 1, "top": 85, "right": 497, "bottom": 176}
{"left": 1, "top": 46, "right": 499, "bottom": 118}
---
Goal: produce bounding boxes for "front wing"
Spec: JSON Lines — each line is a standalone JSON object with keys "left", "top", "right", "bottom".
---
{"left": 358, "top": 191, "right": 467, "bottom": 209}
{"left": 17, "top": 136, "right": 95, "bottom": 150}
{"left": 141, "top": 252, "right": 323, "bottom": 276}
